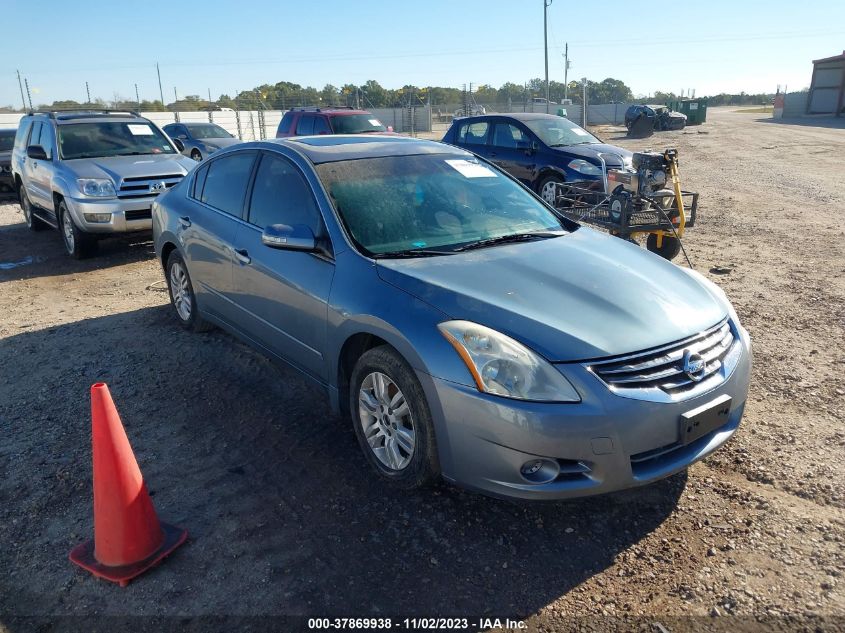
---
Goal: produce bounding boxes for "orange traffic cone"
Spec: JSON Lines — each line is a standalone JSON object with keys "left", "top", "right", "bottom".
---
{"left": 69, "top": 383, "right": 187, "bottom": 586}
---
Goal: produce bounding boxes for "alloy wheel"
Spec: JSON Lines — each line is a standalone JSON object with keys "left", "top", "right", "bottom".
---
{"left": 169, "top": 261, "right": 192, "bottom": 321}
{"left": 358, "top": 372, "right": 416, "bottom": 471}
{"left": 61, "top": 212, "right": 75, "bottom": 253}
{"left": 541, "top": 181, "right": 559, "bottom": 205}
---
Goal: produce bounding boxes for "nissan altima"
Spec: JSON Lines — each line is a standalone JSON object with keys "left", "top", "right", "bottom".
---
{"left": 152, "top": 135, "right": 751, "bottom": 500}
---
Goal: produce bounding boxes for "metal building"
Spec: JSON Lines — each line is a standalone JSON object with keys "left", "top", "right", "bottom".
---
{"left": 806, "top": 50, "right": 845, "bottom": 116}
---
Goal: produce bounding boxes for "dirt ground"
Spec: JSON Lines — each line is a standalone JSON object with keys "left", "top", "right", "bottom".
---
{"left": 0, "top": 108, "right": 843, "bottom": 632}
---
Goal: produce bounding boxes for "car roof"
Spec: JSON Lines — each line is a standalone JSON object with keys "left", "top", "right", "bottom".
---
{"left": 457, "top": 112, "right": 570, "bottom": 123}
{"left": 257, "top": 135, "right": 468, "bottom": 164}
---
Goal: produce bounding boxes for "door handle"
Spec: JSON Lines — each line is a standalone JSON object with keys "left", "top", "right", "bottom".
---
{"left": 233, "top": 248, "right": 251, "bottom": 265}
{"left": 489, "top": 151, "right": 498, "bottom": 157}
{"left": 178, "top": 216, "right": 191, "bottom": 228}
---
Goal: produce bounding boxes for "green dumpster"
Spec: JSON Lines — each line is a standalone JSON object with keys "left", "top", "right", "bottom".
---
{"left": 667, "top": 99, "right": 707, "bottom": 125}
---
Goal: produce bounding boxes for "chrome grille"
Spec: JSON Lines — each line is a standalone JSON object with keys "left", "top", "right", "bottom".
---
{"left": 117, "top": 174, "right": 183, "bottom": 199}
{"left": 586, "top": 319, "right": 740, "bottom": 402}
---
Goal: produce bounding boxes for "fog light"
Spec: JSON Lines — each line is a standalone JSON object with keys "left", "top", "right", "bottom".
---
{"left": 519, "top": 458, "right": 560, "bottom": 484}
{"left": 84, "top": 213, "right": 112, "bottom": 223}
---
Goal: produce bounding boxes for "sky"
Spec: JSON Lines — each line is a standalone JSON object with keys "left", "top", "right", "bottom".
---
{"left": 2, "top": 0, "right": 844, "bottom": 107}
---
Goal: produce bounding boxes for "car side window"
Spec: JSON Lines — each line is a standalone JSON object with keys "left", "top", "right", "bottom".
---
{"left": 277, "top": 111, "right": 295, "bottom": 135}
{"left": 313, "top": 116, "right": 331, "bottom": 135}
{"left": 492, "top": 123, "right": 527, "bottom": 149}
{"left": 247, "top": 153, "right": 322, "bottom": 234}
{"left": 35, "top": 123, "right": 55, "bottom": 159}
{"left": 296, "top": 115, "right": 315, "bottom": 136}
{"left": 458, "top": 121, "right": 488, "bottom": 146}
{"left": 192, "top": 163, "right": 210, "bottom": 199}
{"left": 27, "top": 122, "right": 42, "bottom": 148}
{"left": 199, "top": 151, "right": 257, "bottom": 217}
{"left": 14, "top": 119, "right": 33, "bottom": 150}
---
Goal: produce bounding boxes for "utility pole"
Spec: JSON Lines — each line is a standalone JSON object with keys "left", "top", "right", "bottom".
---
{"left": 563, "top": 43, "right": 571, "bottom": 101}
{"left": 24, "top": 78, "right": 33, "bottom": 111}
{"left": 544, "top": 0, "right": 553, "bottom": 113}
{"left": 208, "top": 88, "right": 212, "bottom": 103}
{"left": 156, "top": 62, "right": 165, "bottom": 108}
{"left": 581, "top": 77, "right": 587, "bottom": 128}
{"left": 135, "top": 83, "right": 141, "bottom": 110}
{"left": 16, "top": 70, "right": 26, "bottom": 111}
{"left": 85, "top": 82, "right": 91, "bottom": 104}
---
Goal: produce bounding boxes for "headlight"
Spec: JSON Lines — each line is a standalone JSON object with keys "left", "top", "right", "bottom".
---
{"left": 567, "top": 159, "right": 603, "bottom": 176}
{"left": 205, "top": 144, "right": 219, "bottom": 153}
{"left": 77, "top": 179, "right": 116, "bottom": 198}
{"left": 438, "top": 321, "right": 580, "bottom": 402}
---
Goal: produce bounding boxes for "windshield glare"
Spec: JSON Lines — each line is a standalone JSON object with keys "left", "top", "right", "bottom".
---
{"left": 523, "top": 118, "right": 599, "bottom": 146}
{"left": 57, "top": 122, "right": 177, "bottom": 159}
{"left": 317, "top": 154, "right": 564, "bottom": 256}
{"left": 187, "top": 124, "right": 233, "bottom": 139}
{"left": 331, "top": 114, "right": 387, "bottom": 134}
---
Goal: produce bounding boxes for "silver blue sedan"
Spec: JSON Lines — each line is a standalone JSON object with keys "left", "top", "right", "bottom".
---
{"left": 152, "top": 135, "right": 751, "bottom": 500}
{"left": 162, "top": 122, "right": 241, "bottom": 161}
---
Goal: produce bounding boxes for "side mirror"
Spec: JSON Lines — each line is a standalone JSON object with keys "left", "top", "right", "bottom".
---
{"left": 261, "top": 223, "right": 316, "bottom": 252}
{"left": 173, "top": 139, "right": 185, "bottom": 152}
{"left": 26, "top": 145, "right": 48, "bottom": 161}
{"left": 516, "top": 140, "right": 532, "bottom": 152}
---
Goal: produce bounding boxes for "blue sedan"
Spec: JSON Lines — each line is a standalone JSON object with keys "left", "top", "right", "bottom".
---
{"left": 442, "top": 112, "right": 633, "bottom": 205}
{"left": 153, "top": 135, "right": 750, "bottom": 500}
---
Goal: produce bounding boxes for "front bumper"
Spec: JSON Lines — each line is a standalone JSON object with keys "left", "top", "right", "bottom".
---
{"left": 64, "top": 196, "right": 156, "bottom": 233}
{"left": 421, "top": 327, "right": 751, "bottom": 500}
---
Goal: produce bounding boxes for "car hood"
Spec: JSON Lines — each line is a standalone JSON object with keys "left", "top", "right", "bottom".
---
{"left": 201, "top": 137, "right": 241, "bottom": 148}
{"left": 376, "top": 229, "right": 726, "bottom": 362}
{"left": 552, "top": 143, "right": 632, "bottom": 168}
{"left": 66, "top": 154, "right": 196, "bottom": 180}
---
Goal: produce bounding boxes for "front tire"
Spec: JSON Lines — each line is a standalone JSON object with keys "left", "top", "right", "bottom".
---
{"left": 350, "top": 345, "right": 439, "bottom": 490}
{"left": 537, "top": 174, "right": 564, "bottom": 206}
{"left": 165, "top": 251, "right": 213, "bottom": 332}
{"left": 190, "top": 149, "right": 202, "bottom": 162}
{"left": 59, "top": 201, "right": 97, "bottom": 259}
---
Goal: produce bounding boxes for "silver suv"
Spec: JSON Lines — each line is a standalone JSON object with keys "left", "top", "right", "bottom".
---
{"left": 11, "top": 110, "right": 197, "bottom": 258}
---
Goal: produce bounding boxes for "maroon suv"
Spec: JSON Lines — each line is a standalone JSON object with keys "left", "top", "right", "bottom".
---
{"left": 275, "top": 107, "right": 392, "bottom": 137}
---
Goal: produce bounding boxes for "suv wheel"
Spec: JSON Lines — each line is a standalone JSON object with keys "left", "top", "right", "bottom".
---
{"left": 165, "top": 251, "right": 213, "bottom": 332}
{"left": 20, "top": 187, "right": 48, "bottom": 231}
{"left": 59, "top": 201, "right": 97, "bottom": 259}
{"left": 190, "top": 149, "right": 202, "bottom": 161}
{"left": 349, "top": 345, "right": 439, "bottom": 489}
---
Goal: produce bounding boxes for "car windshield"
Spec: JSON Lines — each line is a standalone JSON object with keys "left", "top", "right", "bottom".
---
{"left": 0, "top": 131, "right": 14, "bottom": 151}
{"left": 57, "top": 121, "right": 177, "bottom": 159}
{"left": 316, "top": 154, "right": 565, "bottom": 256}
{"left": 331, "top": 114, "right": 387, "bottom": 134}
{"left": 187, "top": 124, "right": 233, "bottom": 139}
{"left": 523, "top": 117, "right": 599, "bottom": 147}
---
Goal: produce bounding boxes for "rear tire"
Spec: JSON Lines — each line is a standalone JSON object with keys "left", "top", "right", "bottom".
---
{"left": 646, "top": 233, "right": 682, "bottom": 260}
{"left": 165, "top": 251, "right": 213, "bottom": 332}
{"left": 350, "top": 345, "right": 439, "bottom": 490}
{"left": 59, "top": 201, "right": 97, "bottom": 259}
{"left": 20, "top": 187, "right": 48, "bottom": 231}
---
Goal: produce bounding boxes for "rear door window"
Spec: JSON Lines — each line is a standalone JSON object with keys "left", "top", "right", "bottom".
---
{"left": 199, "top": 151, "right": 257, "bottom": 217}
{"left": 296, "top": 115, "right": 315, "bottom": 136}
{"left": 313, "top": 117, "right": 331, "bottom": 135}
{"left": 457, "top": 121, "right": 489, "bottom": 146}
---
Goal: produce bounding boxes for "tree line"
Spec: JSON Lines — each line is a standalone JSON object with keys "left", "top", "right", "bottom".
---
{"left": 2, "top": 78, "right": 776, "bottom": 112}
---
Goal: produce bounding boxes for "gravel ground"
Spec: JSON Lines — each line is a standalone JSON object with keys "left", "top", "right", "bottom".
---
{"left": 0, "top": 108, "right": 843, "bottom": 632}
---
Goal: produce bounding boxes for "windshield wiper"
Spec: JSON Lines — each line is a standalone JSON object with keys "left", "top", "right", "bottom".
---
{"left": 372, "top": 248, "right": 456, "bottom": 259}
{"left": 452, "top": 231, "right": 565, "bottom": 252}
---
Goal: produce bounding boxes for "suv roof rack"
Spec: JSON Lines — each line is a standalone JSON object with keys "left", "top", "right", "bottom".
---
{"left": 290, "top": 106, "right": 357, "bottom": 112}
{"left": 29, "top": 109, "right": 142, "bottom": 119}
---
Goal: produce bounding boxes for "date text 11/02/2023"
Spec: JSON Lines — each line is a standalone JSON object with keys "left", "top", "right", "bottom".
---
{"left": 307, "top": 618, "right": 527, "bottom": 630}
